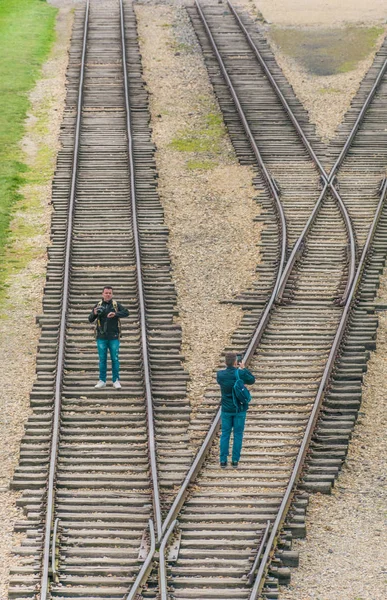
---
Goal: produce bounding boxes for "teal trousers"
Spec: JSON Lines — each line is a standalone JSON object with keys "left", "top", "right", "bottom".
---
{"left": 220, "top": 411, "right": 247, "bottom": 463}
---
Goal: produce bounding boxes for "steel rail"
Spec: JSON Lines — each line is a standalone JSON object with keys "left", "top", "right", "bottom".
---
{"left": 124, "top": 4, "right": 387, "bottom": 597}
{"left": 276, "top": 177, "right": 356, "bottom": 305}
{"left": 51, "top": 518, "right": 60, "bottom": 578}
{"left": 39, "top": 2, "right": 89, "bottom": 598}
{"left": 120, "top": 0, "right": 163, "bottom": 542}
{"left": 192, "top": 0, "right": 288, "bottom": 347}
{"left": 227, "top": 1, "right": 360, "bottom": 304}
{"left": 157, "top": 7, "right": 387, "bottom": 599}
{"left": 330, "top": 62, "right": 387, "bottom": 177}
{"left": 229, "top": 0, "right": 386, "bottom": 188}
{"left": 194, "top": 0, "right": 287, "bottom": 266}
{"left": 159, "top": 520, "right": 178, "bottom": 600}
{"left": 227, "top": 1, "right": 327, "bottom": 176}
{"left": 210, "top": 5, "right": 387, "bottom": 593}
{"left": 248, "top": 520, "right": 270, "bottom": 585}
{"left": 120, "top": 2, "right": 291, "bottom": 595}
{"left": 157, "top": 6, "right": 387, "bottom": 596}
{"left": 249, "top": 177, "right": 387, "bottom": 599}
{"left": 123, "top": 520, "right": 156, "bottom": 600}
{"left": 158, "top": 0, "right": 288, "bottom": 540}
{"left": 228, "top": 1, "right": 387, "bottom": 304}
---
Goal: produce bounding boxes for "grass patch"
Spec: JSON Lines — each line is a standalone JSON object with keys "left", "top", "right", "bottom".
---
{"left": 0, "top": 94, "right": 58, "bottom": 299}
{"left": 0, "top": 0, "right": 57, "bottom": 289}
{"left": 170, "top": 109, "right": 226, "bottom": 167}
{"left": 168, "top": 38, "right": 195, "bottom": 55}
{"left": 186, "top": 159, "right": 216, "bottom": 171}
{"left": 270, "top": 25, "right": 384, "bottom": 76}
{"left": 174, "top": 41, "right": 194, "bottom": 54}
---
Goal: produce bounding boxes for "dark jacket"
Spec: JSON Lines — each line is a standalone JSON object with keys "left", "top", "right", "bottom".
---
{"left": 88, "top": 299, "right": 129, "bottom": 340}
{"left": 217, "top": 366, "right": 255, "bottom": 413}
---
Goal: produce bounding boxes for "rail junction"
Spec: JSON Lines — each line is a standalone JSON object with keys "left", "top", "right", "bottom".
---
{"left": 7, "top": 1, "right": 387, "bottom": 599}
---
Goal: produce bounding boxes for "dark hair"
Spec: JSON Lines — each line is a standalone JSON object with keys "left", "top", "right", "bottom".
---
{"left": 103, "top": 286, "right": 113, "bottom": 291}
{"left": 225, "top": 352, "right": 236, "bottom": 367}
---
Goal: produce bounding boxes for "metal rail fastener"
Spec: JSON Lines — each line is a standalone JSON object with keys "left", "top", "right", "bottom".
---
{"left": 160, "top": 520, "right": 179, "bottom": 600}
{"left": 124, "top": 520, "right": 156, "bottom": 600}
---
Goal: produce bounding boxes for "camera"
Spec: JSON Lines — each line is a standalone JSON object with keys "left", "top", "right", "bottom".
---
{"left": 96, "top": 305, "right": 106, "bottom": 316}
{"left": 236, "top": 354, "right": 243, "bottom": 365}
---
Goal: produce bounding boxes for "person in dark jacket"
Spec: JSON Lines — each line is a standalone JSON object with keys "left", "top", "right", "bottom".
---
{"left": 216, "top": 352, "right": 255, "bottom": 468}
{"left": 88, "top": 286, "right": 129, "bottom": 389}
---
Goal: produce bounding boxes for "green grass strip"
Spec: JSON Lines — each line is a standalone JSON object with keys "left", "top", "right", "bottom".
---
{"left": 0, "top": 0, "right": 57, "bottom": 284}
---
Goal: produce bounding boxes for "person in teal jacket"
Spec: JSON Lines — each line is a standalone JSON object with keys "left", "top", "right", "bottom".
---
{"left": 216, "top": 352, "right": 255, "bottom": 468}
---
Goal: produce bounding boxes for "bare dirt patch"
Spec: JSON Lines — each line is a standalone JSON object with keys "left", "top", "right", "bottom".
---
{"left": 135, "top": 3, "right": 260, "bottom": 409}
{"left": 265, "top": 26, "right": 387, "bottom": 141}
{"left": 0, "top": 7, "right": 73, "bottom": 596}
{"left": 234, "top": 0, "right": 387, "bottom": 141}
{"left": 253, "top": 0, "right": 387, "bottom": 26}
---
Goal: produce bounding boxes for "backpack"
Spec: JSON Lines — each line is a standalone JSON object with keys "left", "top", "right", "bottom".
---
{"left": 95, "top": 300, "right": 121, "bottom": 338}
{"left": 232, "top": 369, "right": 251, "bottom": 413}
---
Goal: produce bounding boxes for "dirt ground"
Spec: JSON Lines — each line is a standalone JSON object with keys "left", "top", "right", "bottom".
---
{"left": 252, "top": 0, "right": 387, "bottom": 26}
{"left": 235, "top": 0, "right": 387, "bottom": 140}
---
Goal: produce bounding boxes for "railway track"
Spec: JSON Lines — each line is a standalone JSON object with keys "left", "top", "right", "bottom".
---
{"left": 6, "top": 1, "right": 387, "bottom": 600}
{"left": 9, "top": 0, "right": 192, "bottom": 598}
{"left": 156, "top": 2, "right": 387, "bottom": 599}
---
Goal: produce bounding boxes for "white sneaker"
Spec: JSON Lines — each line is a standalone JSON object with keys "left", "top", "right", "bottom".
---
{"left": 113, "top": 380, "right": 121, "bottom": 389}
{"left": 95, "top": 380, "right": 106, "bottom": 389}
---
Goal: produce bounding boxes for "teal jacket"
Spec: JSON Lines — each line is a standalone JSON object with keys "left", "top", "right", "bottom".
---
{"left": 216, "top": 366, "right": 255, "bottom": 413}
